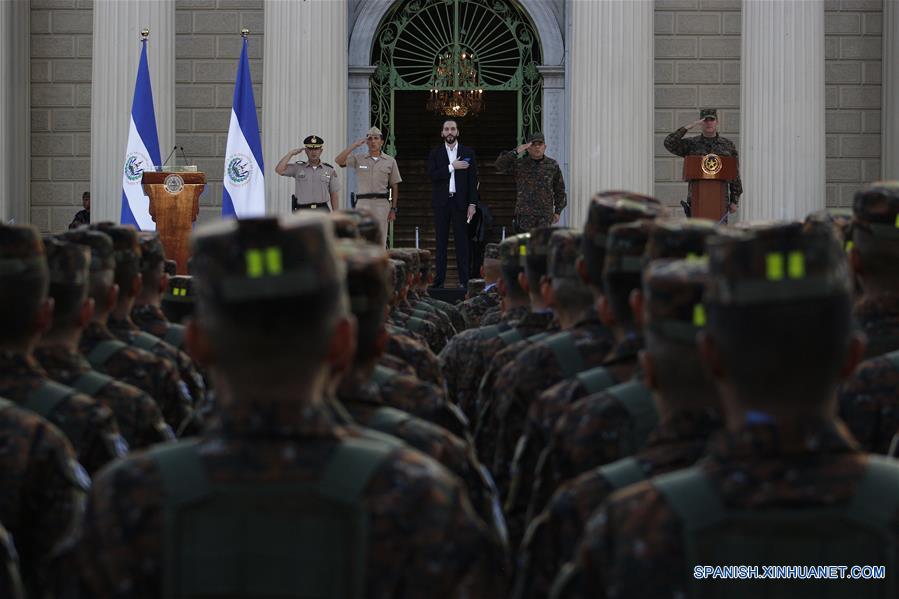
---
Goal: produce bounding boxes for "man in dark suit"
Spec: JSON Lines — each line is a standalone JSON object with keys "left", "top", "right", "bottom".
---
{"left": 427, "top": 120, "right": 478, "bottom": 288}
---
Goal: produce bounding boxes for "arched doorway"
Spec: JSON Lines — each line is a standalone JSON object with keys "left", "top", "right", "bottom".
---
{"left": 366, "top": 0, "right": 546, "bottom": 284}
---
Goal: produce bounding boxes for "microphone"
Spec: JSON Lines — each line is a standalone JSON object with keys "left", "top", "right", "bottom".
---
{"left": 160, "top": 145, "right": 178, "bottom": 170}
{"left": 178, "top": 146, "right": 191, "bottom": 166}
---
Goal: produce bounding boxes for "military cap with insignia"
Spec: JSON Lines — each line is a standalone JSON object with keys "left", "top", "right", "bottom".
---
{"left": 604, "top": 221, "right": 655, "bottom": 277}
{"left": 499, "top": 233, "right": 530, "bottom": 269}
{"left": 583, "top": 191, "right": 661, "bottom": 284}
{"left": 700, "top": 108, "right": 718, "bottom": 120}
{"left": 88, "top": 223, "right": 141, "bottom": 271}
{"left": 336, "top": 240, "right": 391, "bottom": 316}
{"left": 366, "top": 126, "right": 383, "bottom": 139}
{"left": 467, "top": 278, "right": 486, "bottom": 297}
{"left": 645, "top": 219, "right": 719, "bottom": 262}
{"left": 706, "top": 221, "right": 851, "bottom": 306}
{"left": 138, "top": 232, "right": 166, "bottom": 271}
{"left": 526, "top": 132, "right": 545, "bottom": 144}
{"left": 852, "top": 181, "right": 899, "bottom": 240}
{"left": 60, "top": 228, "right": 115, "bottom": 272}
{"left": 804, "top": 208, "right": 854, "bottom": 249}
{"left": 163, "top": 259, "right": 177, "bottom": 277}
{"left": 161, "top": 275, "right": 195, "bottom": 324}
{"left": 548, "top": 229, "right": 583, "bottom": 280}
{"left": 0, "top": 223, "right": 47, "bottom": 281}
{"left": 190, "top": 213, "right": 344, "bottom": 307}
{"left": 643, "top": 259, "right": 709, "bottom": 344}
{"left": 304, "top": 135, "right": 324, "bottom": 148}
{"left": 43, "top": 236, "right": 90, "bottom": 286}
{"left": 484, "top": 243, "right": 500, "bottom": 261}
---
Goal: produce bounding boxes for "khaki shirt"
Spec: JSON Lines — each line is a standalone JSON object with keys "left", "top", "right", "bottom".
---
{"left": 281, "top": 161, "right": 341, "bottom": 207}
{"left": 345, "top": 153, "right": 402, "bottom": 196}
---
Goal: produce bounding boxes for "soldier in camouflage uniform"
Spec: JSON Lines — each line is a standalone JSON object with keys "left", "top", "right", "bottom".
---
{"left": 333, "top": 239, "right": 507, "bottom": 548}
{"left": 515, "top": 259, "right": 721, "bottom": 598}
{"left": 62, "top": 228, "right": 194, "bottom": 432}
{"left": 0, "top": 224, "right": 127, "bottom": 475}
{"left": 495, "top": 132, "right": 567, "bottom": 232}
{"left": 94, "top": 224, "right": 207, "bottom": 408}
{"left": 76, "top": 213, "right": 503, "bottom": 598}
{"left": 665, "top": 108, "right": 743, "bottom": 217}
{"left": 552, "top": 222, "right": 899, "bottom": 599}
{"left": 387, "top": 259, "right": 446, "bottom": 353}
{"left": 412, "top": 248, "right": 467, "bottom": 332}
{"left": 458, "top": 243, "right": 502, "bottom": 329}
{"left": 160, "top": 274, "right": 193, "bottom": 324}
{"left": 0, "top": 396, "right": 87, "bottom": 597}
{"left": 390, "top": 248, "right": 457, "bottom": 341}
{"left": 131, "top": 233, "right": 189, "bottom": 351}
{"left": 466, "top": 278, "right": 485, "bottom": 298}
{"left": 839, "top": 182, "right": 899, "bottom": 452}
{"left": 530, "top": 219, "right": 720, "bottom": 517}
{"left": 496, "top": 219, "right": 662, "bottom": 547}
{"left": 35, "top": 237, "right": 174, "bottom": 449}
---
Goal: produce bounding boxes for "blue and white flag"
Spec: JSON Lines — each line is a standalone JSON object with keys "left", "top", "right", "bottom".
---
{"left": 222, "top": 37, "right": 264, "bottom": 218}
{"left": 121, "top": 38, "right": 161, "bottom": 230}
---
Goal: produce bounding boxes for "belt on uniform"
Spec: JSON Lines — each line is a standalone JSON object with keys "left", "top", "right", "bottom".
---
{"left": 356, "top": 193, "right": 390, "bottom": 200}
{"left": 291, "top": 195, "right": 330, "bottom": 212}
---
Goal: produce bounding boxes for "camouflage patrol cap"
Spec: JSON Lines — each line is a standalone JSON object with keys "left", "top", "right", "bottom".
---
{"left": 90, "top": 224, "right": 140, "bottom": 271}
{"left": 804, "top": 209, "right": 853, "bottom": 250}
{"left": 44, "top": 237, "right": 90, "bottom": 286}
{"left": 418, "top": 249, "right": 432, "bottom": 275}
{"left": 852, "top": 181, "right": 899, "bottom": 240}
{"left": 336, "top": 240, "right": 390, "bottom": 316}
{"left": 138, "top": 232, "right": 166, "bottom": 271}
{"left": 526, "top": 226, "right": 557, "bottom": 281}
{"left": 484, "top": 243, "right": 500, "bottom": 261}
{"left": 164, "top": 259, "right": 177, "bottom": 277}
{"left": 706, "top": 221, "right": 851, "bottom": 305}
{"left": 584, "top": 191, "right": 661, "bottom": 283}
{"left": 388, "top": 258, "right": 407, "bottom": 297}
{"left": 190, "top": 213, "right": 344, "bottom": 305}
{"left": 526, "top": 132, "right": 546, "bottom": 144}
{"left": 604, "top": 221, "right": 654, "bottom": 277}
{"left": 643, "top": 259, "right": 709, "bottom": 344}
{"left": 645, "top": 219, "right": 718, "bottom": 262}
{"left": 161, "top": 275, "right": 194, "bottom": 324}
{"left": 388, "top": 249, "right": 418, "bottom": 282}
{"left": 60, "top": 228, "right": 115, "bottom": 272}
{"left": 500, "top": 233, "right": 530, "bottom": 268}
{"left": 548, "top": 229, "right": 583, "bottom": 280}
{"left": 467, "top": 278, "right": 486, "bottom": 297}
{"left": 330, "top": 212, "right": 360, "bottom": 239}
{"left": 343, "top": 209, "right": 383, "bottom": 245}
{"left": 700, "top": 108, "right": 717, "bottom": 120}
{"left": 0, "top": 224, "right": 47, "bottom": 281}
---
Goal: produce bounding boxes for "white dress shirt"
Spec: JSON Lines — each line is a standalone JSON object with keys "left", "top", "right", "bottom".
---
{"left": 446, "top": 143, "right": 458, "bottom": 194}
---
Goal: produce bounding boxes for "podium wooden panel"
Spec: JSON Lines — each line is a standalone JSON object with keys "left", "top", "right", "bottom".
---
{"left": 682, "top": 155, "right": 737, "bottom": 221}
{"left": 141, "top": 171, "right": 205, "bottom": 274}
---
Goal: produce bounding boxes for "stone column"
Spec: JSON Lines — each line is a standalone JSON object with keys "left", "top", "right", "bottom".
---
{"left": 883, "top": 0, "right": 899, "bottom": 180}
{"left": 740, "top": 0, "right": 825, "bottom": 221}
{"left": 0, "top": 1, "right": 29, "bottom": 224}
{"left": 540, "top": 65, "right": 568, "bottom": 223}
{"left": 91, "top": 2, "right": 175, "bottom": 224}
{"left": 567, "top": 0, "right": 654, "bottom": 228}
{"left": 263, "top": 0, "right": 347, "bottom": 214}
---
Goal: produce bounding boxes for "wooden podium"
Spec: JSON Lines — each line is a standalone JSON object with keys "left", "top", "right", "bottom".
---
{"left": 141, "top": 170, "right": 205, "bottom": 274}
{"left": 682, "top": 154, "right": 738, "bottom": 221}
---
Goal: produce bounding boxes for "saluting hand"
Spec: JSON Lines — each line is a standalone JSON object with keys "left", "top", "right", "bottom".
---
{"left": 515, "top": 142, "right": 532, "bottom": 154}
{"left": 354, "top": 137, "right": 367, "bottom": 148}
{"left": 686, "top": 119, "right": 704, "bottom": 130}
{"left": 452, "top": 159, "right": 470, "bottom": 170}
{"left": 292, "top": 147, "right": 305, "bottom": 156}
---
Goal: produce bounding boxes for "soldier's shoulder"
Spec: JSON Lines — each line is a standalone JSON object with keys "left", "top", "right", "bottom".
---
{"left": 558, "top": 390, "right": 634, "bottom": 435}
{"left": 323, "top": 162, "right": 335, "bottom": 170}
{"left": 0, "top": 401, "right": 76, "bottom": 457}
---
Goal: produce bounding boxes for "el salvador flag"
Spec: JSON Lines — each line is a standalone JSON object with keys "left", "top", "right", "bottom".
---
{"left": 222, "top": 37, "right": 264, "bottom": 218}
{"left": 120, "top": 38, "right": 161, "bottom": 230}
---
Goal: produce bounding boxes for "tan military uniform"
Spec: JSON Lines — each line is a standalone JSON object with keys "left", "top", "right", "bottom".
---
{"left": 281, "top": 161, "right": 340, "bottom": 210}
{"left": 346, "top": 152, "right": 402, "bottom": 244}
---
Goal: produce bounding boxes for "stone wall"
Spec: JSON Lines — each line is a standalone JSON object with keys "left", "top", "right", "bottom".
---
{"left": 175, "top": 0, "right": 263, "bottom": 225}
{"left": 825, "top": 0, "right": 882, "bottom": 208}
{"left": 30, "top": 0, "right": 93, "bottom": 232}
{"left": 653, "top": 0, "right": 742, "bottom": 214}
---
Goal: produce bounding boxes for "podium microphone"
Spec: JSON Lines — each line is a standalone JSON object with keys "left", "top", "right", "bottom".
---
{"left": 160, "top": 145, "right": 178, "bottom": 170}
{"left": 178, "top": 146, "right": 191, "bottom": 166}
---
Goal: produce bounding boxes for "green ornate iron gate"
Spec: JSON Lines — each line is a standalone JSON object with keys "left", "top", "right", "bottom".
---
{"left": 371, "top": 0, "right": 543, "bottom": 155}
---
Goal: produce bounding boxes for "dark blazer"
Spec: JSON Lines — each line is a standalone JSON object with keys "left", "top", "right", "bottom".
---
{"left": 427, "top": 143, "right": 479, "bottom": 211}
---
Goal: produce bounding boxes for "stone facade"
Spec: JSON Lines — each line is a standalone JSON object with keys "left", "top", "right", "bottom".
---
{"left": 31, "top": 0, "right": 93, "bottom": 232}
{"left": 175, "top": 0, "right": 263, "bottom": 225}
{"left": 653, "top": 0, "right": 743, "bottom": 213}
{"left": 825, "top": 0, "right": 882, "bottom": 207}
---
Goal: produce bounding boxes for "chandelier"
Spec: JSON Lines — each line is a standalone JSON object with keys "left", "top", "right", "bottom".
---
{"left": 427, "top": 49, "right": 484, "bottom": 117}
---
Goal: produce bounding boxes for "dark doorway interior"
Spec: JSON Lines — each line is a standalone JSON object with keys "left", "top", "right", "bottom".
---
{"left": 390, "top": 90, "right": 518, "bottom": 287}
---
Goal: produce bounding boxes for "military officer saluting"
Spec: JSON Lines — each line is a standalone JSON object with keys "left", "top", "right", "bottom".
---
{"left": 275, "top": 135, "right": 341, "bottom": 212}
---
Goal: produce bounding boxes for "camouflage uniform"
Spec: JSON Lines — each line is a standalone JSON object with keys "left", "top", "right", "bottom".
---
{"left": 554, "top": 223, "right": 897, "bottom": 599}
{"left": 372, "top": 367, "right": 470, "bottom": 441}
{"left": 0, "top": 224, "right": 126, "bottom": 474}
{"left": 388, "top": 258, "right": 447, "bottom": 353}
{"left": 466, "top": 278, "right": 486, "bottom": 298}
{"left": 93, "top": 224, "right": 206, "bottom": 407}
{"left": 132, "top": 234, "right": 188, "bottom": 350}
{"left": 458, "top": 243, "right": 502, "bottom": 329}
{"left": 413, "top": 249, "right": 467, "bottom": 332}
{"left": 0, "top": 401, "right": 87, "bottom": 597}
{"left": 839, "top": 351, "right": 899, "bottom": 455}
{"left": 383, "top": 324, "right": 445, "bottom": 388}
{"left": 495, "top": 133, "right": 567, "bottom": 232}
{"left": 664, "top": 108, "right": 743, "bottom": 208}
{"left": 62, "top": 229, "right": 194, "bottom": 432}
{"left": 77, "top": 212, "right": 505, "bottom": 598}
{"left": 480, "top": 305, "right": 502, "bottom": 325}
{"left": 516, "top": 259, "right": 718, "bottom": 598}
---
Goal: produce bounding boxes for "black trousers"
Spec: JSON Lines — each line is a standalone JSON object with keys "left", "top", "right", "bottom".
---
{"left": 433, "top": 200, "right": 470, "bottom": 287}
